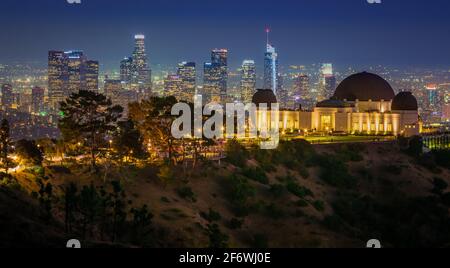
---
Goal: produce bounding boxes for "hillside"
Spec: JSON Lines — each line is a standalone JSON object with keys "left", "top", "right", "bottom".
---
{"left": 1, "top": 140, "right": 450, "bottom": 248}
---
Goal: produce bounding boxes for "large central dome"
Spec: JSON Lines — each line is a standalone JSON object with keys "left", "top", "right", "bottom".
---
{"left": 333, "top": 72, "right": 395, "bottom": 101}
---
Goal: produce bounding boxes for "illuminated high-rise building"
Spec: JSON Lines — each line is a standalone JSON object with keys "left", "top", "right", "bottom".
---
{"left": 120, "top": 57, "right": 133, "bottom": 85}
{"left": 211, "top": 49, "right": 228, "bottom": 102}
{"left": 319, "top": 63, "right": 336, "bottom": 100}
{"left": 164, "top": 75, "right": 183, "bottom": 100}
{"left": 421, "top": 84, "right": 441, "bottom": 123}
{"left": 241, "top": 60, "right": 256, "bottom": 103}
{"left": 1, "top": 84, "right": 13, "bottom": 110}
{"left": 177, "top": 62, "right": 196, "bottom": 101}
{"left": 203, "top": 62, "right": 222, "bottom": 104}
{"left": 31, "top": 86, "right": 45, "bottom": 114}
{"left": 48, "top": 50, "right": 98, "bottom": 110}
{"left": 48, "top": 51, "right": 68, "bottom": 109}
{"left": 65, "top": 50, "right": 87, "bottom": 94}
{"left": 426, "top": 84, "right": 439, "bottom": 108}
{"left": 85, "top": 60, "right": 99, "bottom": 91}
{"left": 293, "top": 74, "right": 310, "bottom": 109}
{"left": 263, "top": 28, "right": 279, "bottom": 94}
{"left": 131, "top": 34, "right": 152, "bottom": 97}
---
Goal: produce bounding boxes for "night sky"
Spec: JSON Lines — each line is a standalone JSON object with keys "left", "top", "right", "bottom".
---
{"left": 0, "top": 0, "right": 449, "bottom": 70}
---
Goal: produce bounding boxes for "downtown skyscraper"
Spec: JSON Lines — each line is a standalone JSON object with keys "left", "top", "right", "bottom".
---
{"left": 131, "top": 34, "right": 152, "bottom": 97}
{"left": 48, "top": 51, "right": 68, "bottom": 110}
{"left": 319, "top": 63, "right": 336, "bottom": 101}
{"left": 177, "top": 62, "right": 196, "bottom": 101}
{"left": 241, "top": 60, "right": 256, "bottom": 103}
{"left": 48, "top": 50, "right": 99, "bottom": 110}
{"left": 1, "top": 83, "right": 13, "bottom": 111}
{"left": 203, "top": 49, "right": 228, "bottom": 104}
{"left": 263, "top": 29, "right": 280, "bottom": 95}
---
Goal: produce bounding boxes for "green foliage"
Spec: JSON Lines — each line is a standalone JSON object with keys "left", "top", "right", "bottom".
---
{"left": 315, "top": 154, "right": 356, "bottom": 188}
{"left": 58, "top": 90, "right": 123, "bottom": 169}
{"left": 334, "top": 144, "right": 365, "bottom": 162}
{"left": 286, "top": 181, "right": 313, "bottom": 199}
{"left": 312, "top": 200, "right": 325, "bottom": 212}
{"left": 295, "top": 199, "right": 309, "bottom": 207}
{"left": 160, "top": 196, "right": 170, "bottom": 203}
{"left": 130, "top": 204, "right": 154, "bottom": 246}
{"left": 109, "top": 180, "right": 128, "bottom": 242}
{"left": 112, "top": 120, "right": 147, "bottom": 162}
{"left": 128, "top": 96, "right": 179, "bottom": 163}
{"left": 227, "top": 218, "right": 244, "bottom": 230}
{"left": 207, "top": 223, "right": 229, "bottom": 248}
{"left": 79, "top": 182, "right": 101, "bottom": 238}
{"left": 63, "top": 182, "right": 78, "bottom": 234}
{"left": 158, "top": 165, "right": 174, "bottom": 186}
{"left": 241, "top": 167, "right": 269, "bottom": 184}
{"left": 224, "top": 139, "right": 248, "bottom": 167}
{"left": 177, "top": 186, "right": 197, "bottom": 202}
{"left": 15, "top": 139, "right": 44, "bottom": 166}
{"left": 201, "top": 208, "right": 222, "bottom": 222}
{"left": 36, "top": 177, "right": 53, "bottom": 221}
{"left": 227, "top": 175, "right": 256, "bottom": 216}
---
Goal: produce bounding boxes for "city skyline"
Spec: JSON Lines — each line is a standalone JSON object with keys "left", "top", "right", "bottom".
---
{"left": 1, "top": 0, "right": 450, "bottom": 70}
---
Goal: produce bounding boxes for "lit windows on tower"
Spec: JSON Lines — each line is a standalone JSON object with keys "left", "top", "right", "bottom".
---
{"left": 177, "top": 62, "right": 196, "bottom": 101}
{"left": 241, "top": 60, "right": 256, "bottom": 103}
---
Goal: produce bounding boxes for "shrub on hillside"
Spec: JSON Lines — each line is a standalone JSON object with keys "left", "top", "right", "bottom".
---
{"left": 207, "top": 223, "right": 229, "bottom": 248}
{"left": 227, "top": 175, "right": 256, "bottom": 216}
{"left": 201, "top": 208, "right": 222, "bottom": 222}
{"left": 241, "top": 167, "right": 269, "bottom": 184}
{"left": 227, "top": 218, "right": 244, "bottom": 230}
{"left": 225, "top": 139, "right": 248, "bottom": 168}
{"left": 286, "top": 181, "right": 313, "bottom": 199}
{"left": 315, "top": 154, "right": 356, "bottom": 188}
{"left": 335, "top": 144, "right": 365, "bottom": 162}
{"left": 176, "top": 186, "right": 196, "bottom": 202}
{"left": 312, "top": 200, "right": 325, "bottom": 212}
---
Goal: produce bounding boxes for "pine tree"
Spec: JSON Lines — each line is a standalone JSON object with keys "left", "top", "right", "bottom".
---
{"left": 58, "top": 90, "right": 123, "bottom": 170}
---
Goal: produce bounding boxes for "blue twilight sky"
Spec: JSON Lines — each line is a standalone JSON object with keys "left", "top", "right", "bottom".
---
{"left": 0, "top": 0, "right": 449, "bottom": 70}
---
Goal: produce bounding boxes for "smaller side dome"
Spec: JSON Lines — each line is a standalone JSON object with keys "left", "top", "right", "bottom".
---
{"left": 391, "top": 92, "right": 418, "bottom": 111}
{"left": 252, "top": 89, "right": 278, "bottom": 106}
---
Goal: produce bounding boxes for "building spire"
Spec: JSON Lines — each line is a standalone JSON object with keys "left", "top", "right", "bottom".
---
{"left": 265, "top": 27, "right": 270, "bottom": 46}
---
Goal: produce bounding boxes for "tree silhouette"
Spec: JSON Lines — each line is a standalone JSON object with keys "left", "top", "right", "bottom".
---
{"left": 129, "top": 96, "right": 178, "bottom": 164}
{"left": 58, "top": 90, "right": 123, "bottom": 170}
{"left": 130, "top": 205, "right": 154, "bottom": 246}
{"left": 112, "top": 119, "right": 146, "bottom": 163}
{"left": 0, "top": 119, "right": 10, "bottom": 173}
{"left": 63, "top": 182, "right": 78, "bottom": 233}
{"left": 15, "top": 139, "right": 44, "bottom": 166}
